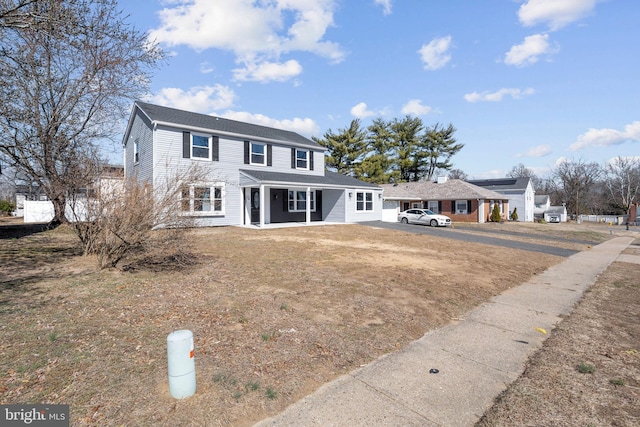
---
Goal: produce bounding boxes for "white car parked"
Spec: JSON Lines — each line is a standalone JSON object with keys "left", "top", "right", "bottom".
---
{"left": 398, "top": 209, "right": 452, "bottom": 227}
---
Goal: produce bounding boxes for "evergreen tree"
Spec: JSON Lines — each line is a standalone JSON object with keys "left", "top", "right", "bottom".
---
{"left": 420, "top": 123, "right": 463, "bottom": 181}
{"left": 490, "top": 203, "right": 502, "bottom": 222}
{"left": 312, "top": 119, "right": 367, "bottom": 176}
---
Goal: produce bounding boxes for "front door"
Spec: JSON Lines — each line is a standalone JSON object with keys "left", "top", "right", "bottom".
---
{"left": 250, "top": 188, "right": 260, "bottom": 224}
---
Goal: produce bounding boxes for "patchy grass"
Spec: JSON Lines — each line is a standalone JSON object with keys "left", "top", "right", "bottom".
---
{"left": 478, "top": 261, "right": 640, "bottom": 427}
{"left": 0, "top": 220, "right": 627, "bottom": 426}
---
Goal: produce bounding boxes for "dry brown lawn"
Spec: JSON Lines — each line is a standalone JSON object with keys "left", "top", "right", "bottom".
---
{"left": 0, "top": 218, "right": 635, "bottom": 426}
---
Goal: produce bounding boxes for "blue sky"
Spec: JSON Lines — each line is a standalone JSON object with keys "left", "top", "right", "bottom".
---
{"left": 116, "top": 0, "right": 639, "bottom": 179}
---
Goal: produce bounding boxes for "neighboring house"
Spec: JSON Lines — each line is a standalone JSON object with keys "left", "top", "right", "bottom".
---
{"left": 534, "top": 195, "right": 550, "bottom": 219}
{"left": 12, "top": 184, "right": 48, "bottom": 217}
{"left": 22, "top": 165, "right": 124, "bottom": 223}
{"left": 467, "top": 177, "right": 535, "bottom": 222}
{"left": 380, "top": 177, "right": 510, "bottom": 223}
{"left": 122, "top": 101, "right": 382, "bottom": 227}
{"left": 534, "top": 195, "right": 569, "bottom": 222}
{"left": 545, "top": 205, "right": 567, "bottom": 223}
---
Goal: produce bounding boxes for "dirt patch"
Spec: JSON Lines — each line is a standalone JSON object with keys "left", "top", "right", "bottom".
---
{"left": 0, "top": 222, "right": 629, "bottom": 426}
{"left": 478, "top": 258, "right": 640, "bottom": 427}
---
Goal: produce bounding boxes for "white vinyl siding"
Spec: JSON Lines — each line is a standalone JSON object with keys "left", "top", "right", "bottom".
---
{"left": 356, "top": 191, "right": 374, "bottom": 212}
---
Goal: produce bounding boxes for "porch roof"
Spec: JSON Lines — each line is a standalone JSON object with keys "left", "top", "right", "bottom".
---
{"left": 239, "top": 169, "right": 381, "bottom": 190}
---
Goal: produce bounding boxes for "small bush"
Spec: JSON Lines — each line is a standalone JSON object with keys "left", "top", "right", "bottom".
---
{"left": 510, "top": 207, "right": 518, "bottom": 221}
{"left": 0, "top": 199, "right": 15, "bottom": 214}
{"left": 490, "top": 203, "right": 502, "bottom": 222}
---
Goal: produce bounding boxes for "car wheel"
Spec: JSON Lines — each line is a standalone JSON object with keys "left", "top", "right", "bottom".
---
{"left": 430, "top": 219, "right": 438, "bottom": 227}
{"left": 401, "top": 217, "right": 408, "bottom": 224}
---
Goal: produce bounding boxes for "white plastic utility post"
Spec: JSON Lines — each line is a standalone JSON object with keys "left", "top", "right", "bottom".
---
{"left": 167, "top": 330, "right": 196, "bottom": 399}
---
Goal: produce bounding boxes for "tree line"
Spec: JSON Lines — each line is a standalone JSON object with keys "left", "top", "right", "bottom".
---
{"left": 312, "top": 117, "right": 464, "bottom": 184}
{"left": 505, "top": 158, "right": 640, "bottom": 217}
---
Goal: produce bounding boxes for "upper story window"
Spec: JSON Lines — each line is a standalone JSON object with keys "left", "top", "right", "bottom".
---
{"left": 296, "top": 149, "right": 308, "bottom": 169}
{"left": 182, "top": 131, "right": 219, "bottom": 161}
{"left": 134, "top": 139, "right": 139, "bottom": 164}
{"left": 244, "top": 141, "right": 272, "bottom": 166}
{"left": 291, "top": 148, "right": 314, "bottom": 170}
{"left": 251, "top": 142, "right": 265, "bottom": 165}
{"left": 192, "top": 134, "right": 211, "bottom": 159}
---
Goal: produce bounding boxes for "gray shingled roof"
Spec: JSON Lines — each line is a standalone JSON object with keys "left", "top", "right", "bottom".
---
{"left": 535, "top": 195, "right": 550, "bottom": 204}
{"left": 240, "top": 169, "right": 380, "bottom": 189}
{"left": 546, "top": 206, "right": 566, "bottom": 214}
{"left": 380, "top": 179, "right": 507, "bottom": 200}
{"left": 467, "top": 177, "right": 531, "bottom": 191}
{"left": 134, "top": 101, "right": 321, "bottom": 149}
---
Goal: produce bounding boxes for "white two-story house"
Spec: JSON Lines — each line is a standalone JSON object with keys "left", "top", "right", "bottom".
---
{"left": 122, "top": 101, "right": 382, "bottom": 227}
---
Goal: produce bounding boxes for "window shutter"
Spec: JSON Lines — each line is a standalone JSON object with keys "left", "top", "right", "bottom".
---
{"left": 467, "top": 200, "right": 472, "bottom": 212}
{"left": 451, "top": 201, "right": 455, "bottom": 212}
{"left": 267, "top": 144, "right": 272, "bottom": 166}
{"left": 309, "top": 151, "right": 314, "bottom": 170}
{"left": 438, "top": 201, "right": 442, "bottom": 212}
{"left": 291, "top": 148, "right": 296, "bottom": 169}
{"left": 244, "top": 141, "right": 250, "bottom": 164}
{"left": 212, "top": 136, "right": 219, "bottom": 161}
{"left": 183, "top": 131, "right": 190, "bottom": 158}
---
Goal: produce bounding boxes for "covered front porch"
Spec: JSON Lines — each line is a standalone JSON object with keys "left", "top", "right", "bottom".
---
{"left": 242, "top": 185, "right": 329, "bottom": 227}
{"left": 239, "top": 169, "right": 382, "bottom": 227}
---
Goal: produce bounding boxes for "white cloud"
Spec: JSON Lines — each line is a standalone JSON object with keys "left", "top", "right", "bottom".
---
{"left": 464, "top": 87, "right": 535, "bottom": 103}
{"left": 418, "top": 36, "right": 452, "bottom": 70}
{"left": 375, "top": 0, "right": 392, "bottom": 15}
{"left": 516, "top": 144, "right": 552, "bottom": 158}
{"left": 518, "top": 0, "right": 598, "bottom": 31}
{"left": 147, "top": 85, "right": 237, "bottom": 112}
{"left": 401, "top": 99, "right": 433, "bottom": 116}
{"left": 232, "top": 59, "right": 303, "bottom": 83}
{"left": 199, "top": 62, "right": 215, "bottom": 74}
{"left": 570, "top": 121, "right": 640, "bottom": 151}
{"left": 504, "top": 33, "right": 558, "bottom": 67}
{"left": 219, "top": 111, "right": 320, "bottom": 138}
{"left": 148, "top": 0, "right": 345, "bottom": 83}
{"left": 145, "top": 85, "right": 317, "bottom": 137}
{"left": 350, "top": 102, "right": 377, "bottom": 118}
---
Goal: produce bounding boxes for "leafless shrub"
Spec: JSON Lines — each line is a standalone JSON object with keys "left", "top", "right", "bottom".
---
{"left": 70, "top": 164, "right": 209, "bottom": 269}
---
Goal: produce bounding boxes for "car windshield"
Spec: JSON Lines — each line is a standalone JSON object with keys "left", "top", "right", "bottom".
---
{"left": 422, "top": 209, "right": 434, "bottom": 215}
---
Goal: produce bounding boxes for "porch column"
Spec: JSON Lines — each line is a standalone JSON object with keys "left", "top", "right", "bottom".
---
{"left": 243, "top": 188, "right": 250, "bottom": 226}
{"left": 478, "top": 199, "right": 485, "bottom": 223}
{"left": 305, "top": 187, "right": 311, "bottom": 224}
{"left": 260, "top": 184, "right": 265, "bottom": 227}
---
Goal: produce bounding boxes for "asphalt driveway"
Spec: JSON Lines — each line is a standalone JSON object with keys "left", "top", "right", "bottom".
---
{"left": 360, "top": 221, "right": 586, "bottom": 257}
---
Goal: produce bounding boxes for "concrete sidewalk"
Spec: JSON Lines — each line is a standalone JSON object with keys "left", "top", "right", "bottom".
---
{"left": 254, "top": 235, "right": 636, "bottom": 427}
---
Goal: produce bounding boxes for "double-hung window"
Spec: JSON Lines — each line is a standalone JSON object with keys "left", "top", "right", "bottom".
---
{"left": 191, "top": 134, "right": 211, "bottom": 160}
{"left": 250, "top": 142, "right": 266, "bottom": 165}
{"left": 181, "top": 183, "right": 225, "bottom": 215}
{"left": 356, "top": 191, "right": 373, "bottom": 211}
{"left": 183, "top": 131, "right": 219, "bottom": 161}
{"left": 455, "top": 200, "right": 468, "bottom": 214}
{"left": 296, "top": 149, "right": 308, "bottom": 169}
{"left": 428, "top": 201, "right": 439, "bottom": 213}
{"left": 288, "top": 190, "right": 315, "bottom": 212}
